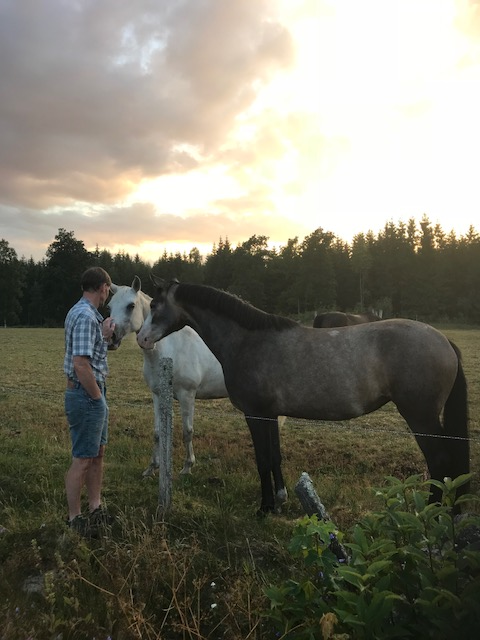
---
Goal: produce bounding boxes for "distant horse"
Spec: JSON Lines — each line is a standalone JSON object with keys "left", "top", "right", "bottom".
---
{"left": 313, "top": 311, "right": 382, "bottom": 328}
{"left": 137, "top": 278, "right": 470, "bottom": 514}
{"left": 109, "top": 277, "right": 228, "bottom": 476}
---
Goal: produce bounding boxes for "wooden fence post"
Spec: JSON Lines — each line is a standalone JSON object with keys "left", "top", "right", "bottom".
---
{"left": 294, "top": 471, "right": 329, "bottom": 519}
{"left": 295, "top": 471, "right": 349, "bottom": 563}
{"left": 158, "top": 357, "right": 173, "bottom": 512}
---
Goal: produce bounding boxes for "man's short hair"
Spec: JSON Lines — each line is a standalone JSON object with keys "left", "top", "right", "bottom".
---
{"left": 81, "top": 267, "right": 112, "bottom": 292}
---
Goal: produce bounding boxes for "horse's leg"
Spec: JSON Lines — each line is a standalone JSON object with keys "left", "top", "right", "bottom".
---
{"left": 142, "top": 390, "right": 161, "bottom": 477}
{"left": 269, "top": 418, "right": 288, "bottom": 510}
{"left": 442, "top": 348, "right": 470, "bottom": 495}
{"left": 176, "top": 389, "right": 196, "bottom": 475}
{"left": 401, "top": 354, "right": 469, "bottom": 510}
{"left": 404, "top": 414, "right": 452, "bottom": 505}
{"left": 246, "top": 416, "right": 276, "bottom": 515}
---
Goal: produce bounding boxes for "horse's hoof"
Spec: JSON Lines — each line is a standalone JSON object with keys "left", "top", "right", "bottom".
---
{"left": 179, "top": 467, "right": 193, "bottom": 476}
{"left": 256, "top": 506, "right": 275, "bottom": 519}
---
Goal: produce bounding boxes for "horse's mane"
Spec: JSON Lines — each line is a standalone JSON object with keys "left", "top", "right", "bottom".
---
{"left": 175, "top": 283, "right": 298, "bottom": 331}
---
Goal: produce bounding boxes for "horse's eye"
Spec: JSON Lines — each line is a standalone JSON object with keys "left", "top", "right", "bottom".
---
{"left": 127, "top": 303, "right": 135, "bottom": 311}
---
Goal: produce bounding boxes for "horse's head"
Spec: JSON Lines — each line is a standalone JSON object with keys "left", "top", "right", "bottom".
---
{"left": 137, "top": 276, "right": 182, "bottom": 350}
{"left": 108, "top": 276, "right": 151, "bottom": 349}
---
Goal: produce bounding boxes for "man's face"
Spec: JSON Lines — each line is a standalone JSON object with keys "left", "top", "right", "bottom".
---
{"left": 101, "top": 282, "right": 111, "bottom": 305}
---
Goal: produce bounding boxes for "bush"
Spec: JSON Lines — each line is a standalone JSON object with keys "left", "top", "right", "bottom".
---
{"left": 264, "top": 474, "right": 480, "bottom": 639}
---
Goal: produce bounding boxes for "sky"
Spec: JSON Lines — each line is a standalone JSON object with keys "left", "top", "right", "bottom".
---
{"left": 1, "top": 0, "right": 480, "bottom": 264}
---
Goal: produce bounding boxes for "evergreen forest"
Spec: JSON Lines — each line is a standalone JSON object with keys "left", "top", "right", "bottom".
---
{"left": 1, "top": 215, "right": 480, "bottom": 327}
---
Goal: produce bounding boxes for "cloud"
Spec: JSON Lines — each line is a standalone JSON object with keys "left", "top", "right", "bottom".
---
{"left": 0, "top": 0, "right": 294, "bottom": 208}
{"left": 4, "top": 0, "right": 479, "bottom": 264}
{"left": 1, "top": 199, "right": 310, "bottom": 263}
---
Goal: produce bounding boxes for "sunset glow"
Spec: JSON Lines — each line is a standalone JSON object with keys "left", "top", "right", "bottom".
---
{"left": 1, "top": 1, "right": 479, "bottom": 262}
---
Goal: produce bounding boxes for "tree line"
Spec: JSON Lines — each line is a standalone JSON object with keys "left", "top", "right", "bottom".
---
{"left": 1, "top": 215, "right": 480, "bottom": 327}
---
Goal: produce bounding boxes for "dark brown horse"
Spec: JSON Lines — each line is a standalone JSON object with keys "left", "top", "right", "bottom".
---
{"left": 313, "top": 310, "right": 382, "bottom": 328}
{"left": 137, "top": 278, "right": 470, "bottom": 515}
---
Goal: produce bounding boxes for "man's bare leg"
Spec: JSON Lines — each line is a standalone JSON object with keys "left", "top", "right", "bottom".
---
{"left": 86, "top": 445, "right": 105, "bottom": 513}
{"left": 65, "top": 457, "right": 91, "bottom": 520}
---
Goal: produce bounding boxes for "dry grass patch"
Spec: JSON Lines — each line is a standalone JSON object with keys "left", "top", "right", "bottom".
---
{"left": 1, "top": 325, "right": 479, "bottom": 638}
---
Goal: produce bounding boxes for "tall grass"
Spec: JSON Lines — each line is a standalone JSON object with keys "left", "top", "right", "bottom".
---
{"left": 0, "top": 327, "right": 478, "bottom": 638}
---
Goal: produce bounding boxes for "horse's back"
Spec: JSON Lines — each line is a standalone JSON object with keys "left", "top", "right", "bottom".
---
{"left": 313, "top": 312, "right": 348, "bottom": 328}
{"left": 306, "top": 319, "right": 455, "bottom": 366}
{"left": 313, "top": 311, "right": 381, "bottom": 328}
{"left": 230, "top": 319, "right": 459, "bottom": 420}
{"left": 319, "top": 319, "right": 457, "bottom": 403}
{"left": 353, "top": 311, "right": 382, "bottom": 323}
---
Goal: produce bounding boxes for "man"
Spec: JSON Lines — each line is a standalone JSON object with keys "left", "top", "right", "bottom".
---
{"left": 63, "top": 266, "right": 116, "bottom": 536}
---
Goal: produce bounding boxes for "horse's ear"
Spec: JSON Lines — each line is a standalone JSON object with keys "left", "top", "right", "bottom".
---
{"left": 132, "top": 275, "right": 141, "bottom": 292}
{"left": 166, "top": 278, "right": 180, "bottom": 293}
{"left": 110, "top": 283, "right": 119, "bottom": 293}
{"left": 150, "top": 273, "right": 165, "bottom": 289}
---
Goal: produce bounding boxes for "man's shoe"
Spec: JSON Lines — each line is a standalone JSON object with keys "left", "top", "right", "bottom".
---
{"left": 89, "top": 506, "right": 113, "bottom": 527}
{"left": 68, "top": 514, "right": 98, "bottom": 539}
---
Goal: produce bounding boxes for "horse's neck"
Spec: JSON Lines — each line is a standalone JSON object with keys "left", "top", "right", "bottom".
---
{"left": 181, "top": 304, "right": 243, "bottom": 362}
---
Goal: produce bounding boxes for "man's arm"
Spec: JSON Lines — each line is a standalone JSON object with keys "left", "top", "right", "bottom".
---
{"left": 73, "top": 355, "right": 102, "bottom": 400}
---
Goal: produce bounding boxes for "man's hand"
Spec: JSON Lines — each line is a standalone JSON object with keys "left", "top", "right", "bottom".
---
{"left": 102, "top": 317, "right": 116, "bottom": 341}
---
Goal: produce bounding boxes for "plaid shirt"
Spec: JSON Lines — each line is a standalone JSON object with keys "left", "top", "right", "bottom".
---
{"left": 63, "top": 298, "right": 109, "bottom": 384}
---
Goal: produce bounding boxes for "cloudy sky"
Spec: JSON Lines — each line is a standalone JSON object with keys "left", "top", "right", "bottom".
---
{"left": 1, "top": 0, "right": 480, "bottom": 263}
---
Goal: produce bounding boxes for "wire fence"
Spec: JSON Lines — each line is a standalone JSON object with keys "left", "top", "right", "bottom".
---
{"left": 2, "top": 384, "right": 480, "bottom": 445}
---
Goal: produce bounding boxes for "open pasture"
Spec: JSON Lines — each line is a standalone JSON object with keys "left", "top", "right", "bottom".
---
{"left": 0, "top": 326, "right": 479, "bottom": 638}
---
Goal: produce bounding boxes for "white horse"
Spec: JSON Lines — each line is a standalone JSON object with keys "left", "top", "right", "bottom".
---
{"left": 109, "top": 276, "right": 228, "bottom": 476}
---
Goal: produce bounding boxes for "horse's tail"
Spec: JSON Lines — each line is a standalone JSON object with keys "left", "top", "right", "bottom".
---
{"left": 443, "top": 340, "right": 470, "bottom": 494}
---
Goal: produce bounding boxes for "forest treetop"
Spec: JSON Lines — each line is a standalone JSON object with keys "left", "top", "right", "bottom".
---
{"left": 1, "top": 215, "right": 480, "bottom": 327}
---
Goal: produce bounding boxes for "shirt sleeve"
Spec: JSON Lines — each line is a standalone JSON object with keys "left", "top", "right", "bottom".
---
{"left": 71, "top": 315, "right": 97, "bottom": 359}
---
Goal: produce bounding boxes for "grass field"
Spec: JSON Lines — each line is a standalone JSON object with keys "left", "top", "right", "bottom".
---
{"left": 0, "top": 326, "right": 479, "bottom": 639}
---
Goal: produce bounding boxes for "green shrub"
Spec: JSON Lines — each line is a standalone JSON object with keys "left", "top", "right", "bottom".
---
{"left": 265, "top": 474, "right": 480, "bottom": 639}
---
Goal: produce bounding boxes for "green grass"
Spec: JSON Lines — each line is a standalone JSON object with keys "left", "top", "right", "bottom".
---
{"left": 0, "top": 327, "right": 479, "bottom": 639}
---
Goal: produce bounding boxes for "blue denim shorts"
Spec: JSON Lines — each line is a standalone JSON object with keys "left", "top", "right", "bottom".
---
{"left": 65, "top": 383, "right": 109, "bottom": 458}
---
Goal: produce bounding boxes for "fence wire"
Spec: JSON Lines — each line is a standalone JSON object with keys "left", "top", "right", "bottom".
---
{"left": 2, "top": 384, "right": 480, "bottom": 445}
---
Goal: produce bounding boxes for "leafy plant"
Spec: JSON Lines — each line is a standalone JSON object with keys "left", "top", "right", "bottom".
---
{"left": 265, "top": 474, "right": 480, "bottom": 639}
